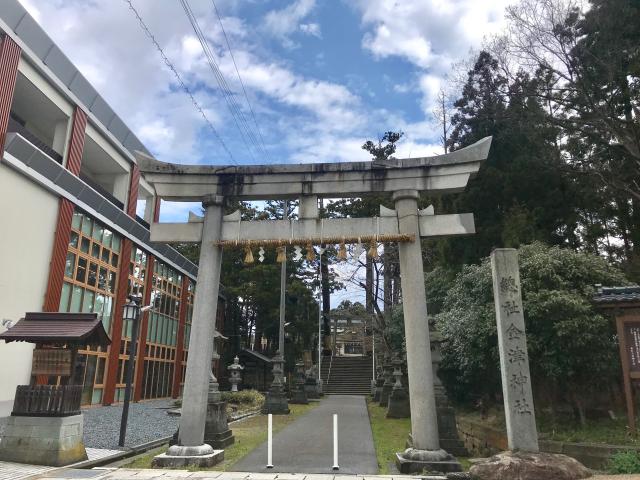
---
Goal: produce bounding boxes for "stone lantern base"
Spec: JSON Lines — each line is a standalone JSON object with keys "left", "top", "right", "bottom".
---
{"left": 204, "top": 401, "right": 234, "bottom": 449}
{"left": 262, "top": 386, "right": 290, "bottom": 414}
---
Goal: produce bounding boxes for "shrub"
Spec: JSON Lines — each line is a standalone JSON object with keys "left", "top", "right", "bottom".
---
{"left": 431, "top": 242, "right": 628, "bottom": 419}
{"left": 221, "top": 389, "right": 264, "bottom": 406}
{"left": 607, "top": 450, "right": 640, "bottom": 474}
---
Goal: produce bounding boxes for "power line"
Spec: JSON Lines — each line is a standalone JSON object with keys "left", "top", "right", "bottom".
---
{"left": 179, "top": 0, "right": 265, "bottom": 162}
{"left": 123, "top": 0, "right": 237, "bottom": 165}
{"left": 210, "top": 0, "right": 272, "bottom": 162}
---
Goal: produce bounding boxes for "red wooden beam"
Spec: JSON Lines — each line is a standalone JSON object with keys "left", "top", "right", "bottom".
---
{"left": 0, "top": 35, "right": 21, "bottom": 156}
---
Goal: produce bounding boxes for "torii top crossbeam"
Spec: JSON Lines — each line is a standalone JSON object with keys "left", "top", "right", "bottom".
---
{"left": 135, "top": 137, "right": 491, "bottom": 201}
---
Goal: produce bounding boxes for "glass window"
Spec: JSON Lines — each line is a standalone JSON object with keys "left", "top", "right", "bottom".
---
{"left": 81, "top": 215, "right": 92, "bottom": 235}
{"left": 76, "top": 258, "right": 87, "bottom": 283}
{"left": 87, "top": 262, "right": 98, "bottom": 287}
{"left": 80, "top": 237, "right": 90, "bottom": 254}
{"left": 82, "top": 290, "right": 95, "bottom": 313}
{"left": 72, "top": 211, "right": 82, "bottom": 230}
{"left": 69, "top": 231, "right": 79, "bottom": 249}
{"left": 70, "top": 285, "right": 83, "bottom": 312}
{"left": 60, "top": 282, "right": 72, "bottom": 312}
{"left": 94, "top": 294, "right": 105, "bottom": 317}
{"left": 92, "top": 223, "right": 104, "bottom": 243}
{"left": 65, "top": 253, "right": 76, "bottom": 278}
{"left": 102, "top": 229, "right": 113, "bottom": 249}
{"left": 91, "top": 243, "right": 101, "bottom": 259}
{"left": 98, "top": 267, "right": 108, "bottom": 291}
{"left": 111, "top": 235, "right": 121, "bottom": 253}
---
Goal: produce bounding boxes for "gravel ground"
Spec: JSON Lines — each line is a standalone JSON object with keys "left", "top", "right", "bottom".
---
{"left": 82, "top": 399, "right": 178, "bottom": 450}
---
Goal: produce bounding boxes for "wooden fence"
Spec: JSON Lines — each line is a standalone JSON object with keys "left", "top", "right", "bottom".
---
{"left": 12, "top": 385, "right": 82, "bottom": 417}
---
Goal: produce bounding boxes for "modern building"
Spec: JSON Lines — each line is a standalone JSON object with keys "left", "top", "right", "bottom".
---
{"left": 0, "top": 1, "right": 223, "bottom": 415}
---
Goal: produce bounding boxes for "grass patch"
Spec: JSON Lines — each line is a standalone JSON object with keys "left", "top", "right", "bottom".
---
{"left": 366, "top": 399, "right": 472, "bottom": 474}
{"left": 124, "top": 402, "right": 318, "bottom": 471}
{"left": 458, "top": 408, "right": 640, "bottom": 446}
{"left": 366, "top": 399, "right": 411, "bottom": 474}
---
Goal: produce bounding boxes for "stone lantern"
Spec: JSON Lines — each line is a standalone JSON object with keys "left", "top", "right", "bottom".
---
{"left": 227, "top": 356, "right": 244, "bottom": 392}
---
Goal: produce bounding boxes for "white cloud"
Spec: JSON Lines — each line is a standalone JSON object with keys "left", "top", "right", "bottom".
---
{"left": 351, "top": 0, "right": 512, "bottom": 115}
{"left": 263, "top": 0, "right": 319, "bottom": 47}
{"left": 300, "top": 23, "right": 322, "bottom": 38}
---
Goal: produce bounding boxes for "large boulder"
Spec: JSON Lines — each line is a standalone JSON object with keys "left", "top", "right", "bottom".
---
{"left": 469, "top": 451, "right": 592, "bottom": 480}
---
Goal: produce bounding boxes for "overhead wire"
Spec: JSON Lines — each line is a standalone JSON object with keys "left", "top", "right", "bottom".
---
{"left": 209, "top": 0, "right": 272, "bottom": 163}
{"left": 179, "top": 0, "right": 266, "bottom": 163}
{"left": 123, "top": 0, "right": 237, "bottom": 165}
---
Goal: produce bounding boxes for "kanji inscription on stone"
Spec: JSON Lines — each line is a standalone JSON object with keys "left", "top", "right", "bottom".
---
{"left": 491, "top": 248, "right": 539, "bottom": 452}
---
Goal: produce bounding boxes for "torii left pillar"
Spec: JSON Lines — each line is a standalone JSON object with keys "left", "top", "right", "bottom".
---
{"left": 154, "top": 195, "right": 225, "bottom": 468}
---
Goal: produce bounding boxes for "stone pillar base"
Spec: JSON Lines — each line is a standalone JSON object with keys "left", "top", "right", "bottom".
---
{"left": 387, "top": 389, "right": 410, "bottom": 418}
{"left": 469, "top": 451, "right": 592, "bottom": 480}
{"left": 379, "top": 384, "right": 393, "bottom": 407}
{"left": 262, "top": 390, "right": 290, "bottom": 414}
{"left": 290, "top": 389, "right": 309, "bottom": 404}
{"left": 0, "top": 414, "right": 88, "bottom": 466}
{"left": 304, "top": 382, "right": 320, "bottom": 399}
{"left": 205, "top": 429, "right": 234, "bottom": 449}
{"left": 395, "top": 448, "right": 462, "bottom": 474}
{"left": 152, "top": 444, "right": 223, "bottom": 468}
{"left": 204, "top": 401, "right": 235, "bottom": 449}
{"left": 373, "top": 384, "right": 383, "bottom": 402}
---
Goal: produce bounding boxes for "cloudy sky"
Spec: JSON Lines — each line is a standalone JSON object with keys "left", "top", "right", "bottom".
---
{"left": 20, "top": 0, "right": 510, "bottom": 167}
{"left": 20, "top": 0, "right": 512, "bottom": 305}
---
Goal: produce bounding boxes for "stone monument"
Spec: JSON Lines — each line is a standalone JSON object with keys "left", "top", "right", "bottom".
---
{"left": 386, "top": 356, "right": 410, "bottom": 418}
{"left": 228, "top": 356, "right": 244, "bottom": 392}
{"left": 290, "top": 362, "right": 309, "bottom": 404}
{"left": 469, "top": 249, "right": 592, "bottom": 480}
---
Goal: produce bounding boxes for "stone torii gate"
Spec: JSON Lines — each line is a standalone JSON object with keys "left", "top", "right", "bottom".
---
{"left": 138, "top": 136, "right": 491, "bottom": 471}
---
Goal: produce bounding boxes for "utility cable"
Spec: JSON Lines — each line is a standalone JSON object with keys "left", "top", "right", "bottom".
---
{"left": 179, "top": 0, "right": 264, "bottom": 162}
{"left": 123, "top": 0, "right": 237, "bottom": 165}
{"left": 210, "top": 0, "right": 272, "bottom": 162}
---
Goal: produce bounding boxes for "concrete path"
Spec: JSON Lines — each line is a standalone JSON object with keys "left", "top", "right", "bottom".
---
{"left": 234, "top": 395, "right": 378, "bottom": 474}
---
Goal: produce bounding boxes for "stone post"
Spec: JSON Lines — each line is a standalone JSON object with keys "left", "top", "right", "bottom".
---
{"left": 490, "top": 249, "right": 539, "bottom": 452}
{"left": 380, "top": 358, "right": 394, "bottom": 407}
{"left": 393, "top": 190, "right": 460, "bottom": 474}
{"left": 154, "top": 196, "right": 225, "bottom": 467}
{"left": 290, "top": 362, "right": 309, "bottom": 404}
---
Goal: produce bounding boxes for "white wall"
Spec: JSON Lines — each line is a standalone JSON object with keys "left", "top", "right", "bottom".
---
{"left": 0, "top": 163, "right": 59, "bottom": 415}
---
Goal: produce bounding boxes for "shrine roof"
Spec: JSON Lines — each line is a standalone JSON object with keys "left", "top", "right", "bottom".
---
{"left": 0, "top": 312, "right": 111, "bottom": 347}
{"left": 593, "top": 286, "right": 640, "bottom": 305}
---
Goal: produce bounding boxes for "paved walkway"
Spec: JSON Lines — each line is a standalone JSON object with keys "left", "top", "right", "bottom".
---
{"left": 234, "top": 395, "right": 378, "bottom": 474}
{"left": 0, "top": 447, "right": 121, "bottom": 480}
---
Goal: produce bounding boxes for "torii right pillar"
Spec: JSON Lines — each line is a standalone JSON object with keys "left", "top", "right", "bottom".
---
{"left": 393, "top": 189, "right": 462, "bottom": 474}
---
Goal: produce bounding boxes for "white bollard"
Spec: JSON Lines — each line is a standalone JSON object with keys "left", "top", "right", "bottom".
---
{"left": 332, "top": 413, "right": 339, "bottom": 470}
{"left": 267, "top": 413, "right": 273, "bottom": 468}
